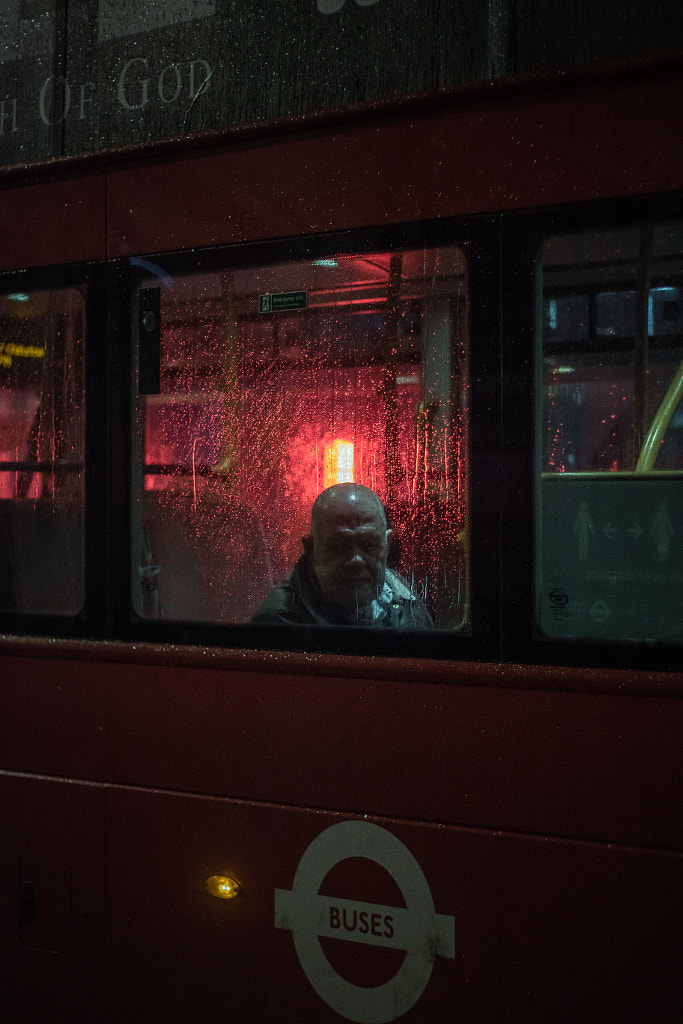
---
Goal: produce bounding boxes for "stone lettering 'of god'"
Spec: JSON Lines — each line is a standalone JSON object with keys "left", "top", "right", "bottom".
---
{"left": 117, "top": 58, "right": 213, "bottom": 111}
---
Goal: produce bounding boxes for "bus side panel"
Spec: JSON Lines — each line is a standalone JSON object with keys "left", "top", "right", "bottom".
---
{"left": 0, "top": 774, "right": 106, "bottom": 1024}
{"left": 499, "top": 835, "right": 683, "bottom": 1023}
{"left": 105, "top": 71, "right": 683, "bottom": 258}
{"left": 0, "top": 172, "right": 107, "bottom": 272}
{"left": 0, "top": 652, "right": 680, "bottom": 851}
{"left": 2, "top": 772, "right": 680, "bottom": 1022}
{"left": 103, "top": 790, "right": 498, "bottom": 1023}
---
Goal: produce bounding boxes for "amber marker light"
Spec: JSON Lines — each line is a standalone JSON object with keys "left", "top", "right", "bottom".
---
{"left": 205, "top": 875, "right": 241, "bottom": 900}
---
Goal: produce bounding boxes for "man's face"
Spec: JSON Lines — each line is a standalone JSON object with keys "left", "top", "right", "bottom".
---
{"left": 305, "top": 490, "right": 390, "bottom": 613}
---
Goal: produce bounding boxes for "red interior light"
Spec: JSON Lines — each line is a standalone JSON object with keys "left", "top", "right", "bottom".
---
{"left": 324, "top": 439, "right": 354, "bottom": 488}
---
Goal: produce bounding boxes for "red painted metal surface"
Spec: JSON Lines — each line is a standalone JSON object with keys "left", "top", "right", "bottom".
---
{"left": 0, "top": 66, "right": 681, "bottom": 271}
{"left": 0, "top": 171, "right": 106, "bottom": 273}
{"left": 498, "top": 833, "right": 682, "bottom": 1022}
{"left": 105, "top": 68, "right": 683, "bottom": 257}
{"left": 103, "top": 793, "right": 497, "bottom": 1023}
{"left": 2, "top": 703, "right": 680, "bottom": 1022}
{"left": 0, "top": 642, "right": 680, "bottom": 851}
{"left": 0, "top": 774, "right": 106, "bottom": 1024}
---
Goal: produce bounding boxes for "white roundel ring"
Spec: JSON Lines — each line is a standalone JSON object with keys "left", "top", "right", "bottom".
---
{"left": 274, "top": 820, "right": 455, "bottom": 1023}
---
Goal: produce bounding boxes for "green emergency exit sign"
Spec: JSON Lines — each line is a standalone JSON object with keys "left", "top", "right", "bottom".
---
{"left": 259, "top": 291, "right": 308, "bottom": 313}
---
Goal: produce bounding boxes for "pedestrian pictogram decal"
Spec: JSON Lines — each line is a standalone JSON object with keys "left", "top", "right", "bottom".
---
{"left": 274, "top": 820, "right": 455, "bottom": 1023}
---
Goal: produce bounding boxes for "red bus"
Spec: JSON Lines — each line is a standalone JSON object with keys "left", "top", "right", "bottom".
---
{"left": 0, "top": 10, "right": 681, "bottom": 1020}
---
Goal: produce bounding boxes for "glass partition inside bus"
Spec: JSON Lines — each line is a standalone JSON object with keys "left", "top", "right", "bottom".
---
{"left": 131, "top": 246, "right": 469, "bottom": 633}
{"left": 536, "top": 222, "right": 683, "bottom": 643}
{"left": 0, "top": 287, "right": 85, "bottom": 615}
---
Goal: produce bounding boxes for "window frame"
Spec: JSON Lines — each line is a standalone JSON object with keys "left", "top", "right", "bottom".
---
{"left": 0, "top": 199, "right": 680, "bottom": 673}
{"left": 0, "top": 261, "right": 110, "bottom": 636}
{"left": 118, "top": 217, "right": 502, "bottom": 663}
{"left": 501, "top": 193, "right": 683, "bottom": 673}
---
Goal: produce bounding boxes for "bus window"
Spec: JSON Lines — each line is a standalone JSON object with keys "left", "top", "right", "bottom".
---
{"left": 536, "top": 223, "right": 683, "bottom": 643}
{"left": 0, "top": 287, "right": 85, "bottom": 615}
{"left": 651, "top": 391, "right": 683, "bottom": 470}
{"left": 131, "top": 246, "right": 469, "bottom": 632}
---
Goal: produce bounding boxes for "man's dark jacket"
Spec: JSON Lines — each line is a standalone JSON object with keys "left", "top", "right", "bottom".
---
{"left": 251, "top": 555, "right": 434, "bottom": 629}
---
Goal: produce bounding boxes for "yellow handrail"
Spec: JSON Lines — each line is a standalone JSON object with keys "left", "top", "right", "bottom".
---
{"left": 635, "top": 358, "right": 683, "bottom": 472}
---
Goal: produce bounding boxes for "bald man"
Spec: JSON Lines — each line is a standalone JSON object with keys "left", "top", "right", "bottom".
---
{"left": 251, "top": 483, "right": 434, "bottom": 628}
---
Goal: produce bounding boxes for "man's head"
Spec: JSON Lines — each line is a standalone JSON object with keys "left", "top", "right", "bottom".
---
{"left": 303, "top": 484, "right": 392, "bottom": 614}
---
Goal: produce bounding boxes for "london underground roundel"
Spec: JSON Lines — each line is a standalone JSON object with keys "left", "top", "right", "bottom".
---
{"left": 274, "top": 821, "right": 455, "bottom": 1023}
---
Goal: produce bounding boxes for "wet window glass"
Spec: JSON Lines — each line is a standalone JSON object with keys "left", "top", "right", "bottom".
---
{"left": 536, "top": 223, "right": 683, "bottom": 642}
{"left": 0, "top": 288, "right": 85, "bottom": 615}
{"left": 131, "top": 247, "right": 469, "bottom": 632}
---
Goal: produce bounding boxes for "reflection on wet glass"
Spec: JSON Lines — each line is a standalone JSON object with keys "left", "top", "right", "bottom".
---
{"left": 541, "top": 223, "right": 683, "bottom": 474}
{"left": 537, "top": 223, "right": 683, "bottom": 644}
{"left": 132, "top": 248, "right": 470, "bottom": 631}
{"left": 0, "top": 288, "right": 85, "bottom": 614}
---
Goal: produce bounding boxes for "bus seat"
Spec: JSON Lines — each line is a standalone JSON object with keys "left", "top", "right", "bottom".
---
{"left": 386, "top": 498, "right": 467, "bottom": 630}
{"left": 0, "top": 498, "right": 84, "bottom": 615}
{"left": 138, "top": 489, "right": 272, "bottom": 624}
